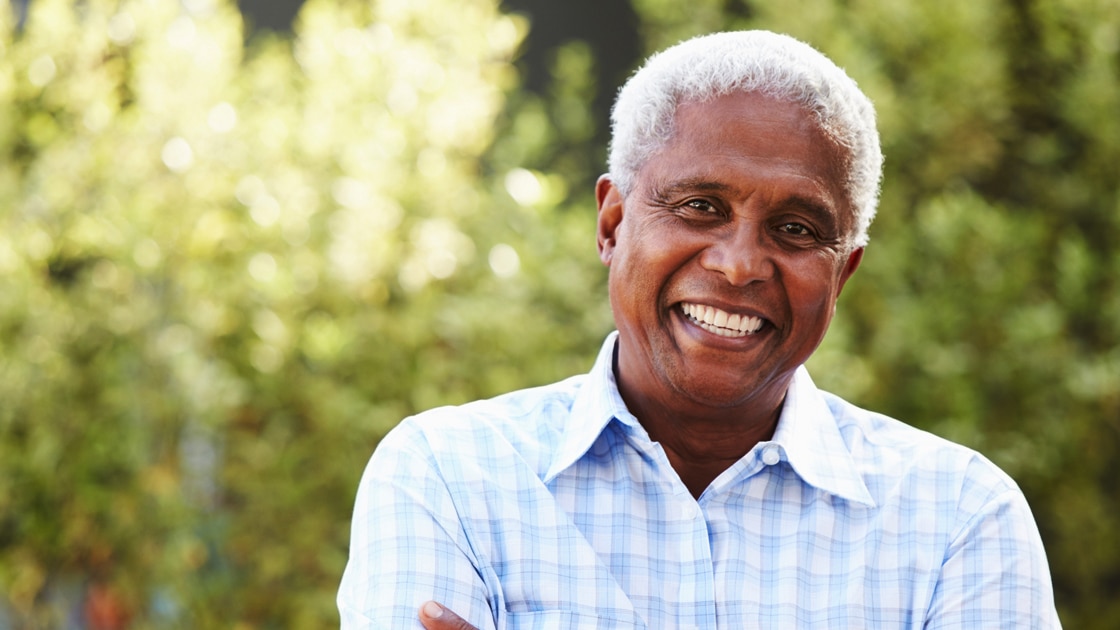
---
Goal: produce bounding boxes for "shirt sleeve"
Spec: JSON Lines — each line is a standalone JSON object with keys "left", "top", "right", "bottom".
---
{"left": 337, "top": 422, "right": 498, "bottom": 630}
{"left": 925, "top": 485, "right": 1061, "bottom": 629}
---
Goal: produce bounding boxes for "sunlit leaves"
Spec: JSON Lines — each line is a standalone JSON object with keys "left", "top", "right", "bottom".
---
{"left": 0, "top": 0, "right": 544, "bottom": 626}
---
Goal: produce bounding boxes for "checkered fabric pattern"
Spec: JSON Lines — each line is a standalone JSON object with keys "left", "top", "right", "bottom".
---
{"left": 339, "top": 333, "right": 1060, "bottom": 629}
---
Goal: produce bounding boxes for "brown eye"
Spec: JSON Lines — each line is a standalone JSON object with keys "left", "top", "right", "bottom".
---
{"left": 685, "top": 199, "right": 718, "bottom": 214}
{"left": 778, "top": 222, "right": 812, "bottom": 236}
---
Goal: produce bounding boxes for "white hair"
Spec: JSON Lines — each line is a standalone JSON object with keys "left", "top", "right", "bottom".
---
{"left": 608, "top": 31, "right": 883, "bottom": 247}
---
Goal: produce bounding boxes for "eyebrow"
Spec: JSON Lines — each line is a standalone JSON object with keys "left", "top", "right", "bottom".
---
{"left": 786, "top": 196, "right": 842, "bottom": 235}
{"left": 649, "top": 178, "right": 734, "bottom": 199}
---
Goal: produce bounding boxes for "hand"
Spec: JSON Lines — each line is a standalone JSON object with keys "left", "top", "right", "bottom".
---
{"left": 418, "top": 601, "right": 479, "bottom": 630}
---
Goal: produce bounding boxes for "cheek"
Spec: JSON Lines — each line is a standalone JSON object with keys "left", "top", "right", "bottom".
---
{"left": 608, "top": 240, "right": 679, "bottom": 326}
{"left": 615, "top": 222, "right": 692, "bottom": 279}
{"left": 785, "top": 258, "right": 848, "bottom": 311}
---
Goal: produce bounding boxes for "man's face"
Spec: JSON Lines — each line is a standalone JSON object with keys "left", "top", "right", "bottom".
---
{"left": 597, "top": 91, "right": 863, "bottom": 416}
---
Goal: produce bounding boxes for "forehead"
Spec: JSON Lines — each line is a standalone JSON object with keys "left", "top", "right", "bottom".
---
{"left": 641, "top": 91, "right": 853, "bottom": 217}
{"left": 670, "top": 92, "right": 843, "bottom": 174}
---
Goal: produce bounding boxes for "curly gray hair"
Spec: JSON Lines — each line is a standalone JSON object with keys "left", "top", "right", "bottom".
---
{"left": 608, "top": 31, "right": 883, "bottom": 246}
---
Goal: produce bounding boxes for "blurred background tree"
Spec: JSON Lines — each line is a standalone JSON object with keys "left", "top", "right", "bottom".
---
{"left": 0, "top": 0, "right": 1116, "bottom": 628}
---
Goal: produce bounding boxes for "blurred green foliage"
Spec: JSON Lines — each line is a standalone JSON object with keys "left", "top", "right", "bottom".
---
{"left": 0, "top": 0, "right": 1116, "bottom": 627}
{"left": 0, "top": 0, "right": 608, "bottom": 626}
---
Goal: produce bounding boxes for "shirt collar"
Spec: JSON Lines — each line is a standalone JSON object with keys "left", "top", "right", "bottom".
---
{"left": 544, "top": 332, "right": 629, "bottom": 483}
{"left": 545, "top": 333, "right": 876, "bottom": 508}
{"left": 770, "top": 367, "right": 877, "bottom": 507}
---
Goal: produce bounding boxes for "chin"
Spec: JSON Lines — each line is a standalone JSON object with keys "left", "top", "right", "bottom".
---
{"left": 668, "top": 375, "right": 769, "bottom": 411}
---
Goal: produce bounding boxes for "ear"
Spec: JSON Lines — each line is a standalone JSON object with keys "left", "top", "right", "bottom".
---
{"left": 596, "top": 175, "right": 624, "bottom": 266}
{"left": 836, "top": 246, "right": 864, "bottom": 294}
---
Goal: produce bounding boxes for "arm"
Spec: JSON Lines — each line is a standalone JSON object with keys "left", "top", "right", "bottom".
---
{"left": 925, "top": 487, "right": 1061, "bottom": 629}
{"left": 338, "top": 425, "right": 497, "bottom": 630}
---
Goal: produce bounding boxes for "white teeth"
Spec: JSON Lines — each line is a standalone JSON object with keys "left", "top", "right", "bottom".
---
{"left": 681, "top": 302, "right": 763, "bottom": 337}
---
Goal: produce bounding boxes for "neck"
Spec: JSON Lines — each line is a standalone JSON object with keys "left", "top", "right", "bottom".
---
{"left": 646, "top": 401, "right": 782, "bottom": 499}
{"left": 608, "top": 337, "right": 796, "bottom": 498}
{"left": 616, "top": 374, "right": 787, "bottom": 499}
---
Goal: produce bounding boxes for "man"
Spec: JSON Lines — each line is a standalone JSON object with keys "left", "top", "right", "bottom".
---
{"left": 339, "top": 31, "right": 1060, "bottom": 629}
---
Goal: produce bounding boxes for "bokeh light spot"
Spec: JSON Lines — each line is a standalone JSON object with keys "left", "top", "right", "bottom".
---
{"left": 162, "top": 137, "right": 194, "bottom": 172}
{"left": 133, "top": 239, "right": 162, "bottom": 269}
{"left": 488, "top": 243, "right": 520, "bottom": 278}
{"left": 208, "top": 102, "right": 238, "bottom": 133}
{"left": 504, "top": 168, "right": 542, "bottom": 206}
{"left": 248, "top": 252, "right": 277, "bottom": 282}
{"left": 28, "top": 55, "right": 57, "bottom": 87}
{"left": 107, "top": 12, "right": 136, "bottom": 45}
{"left": 250, "top": 196, "right": 281, "bottom": 227}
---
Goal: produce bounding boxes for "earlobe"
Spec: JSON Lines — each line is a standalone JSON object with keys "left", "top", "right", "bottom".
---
{"left": 596, "top": 175, "right": 623, "bottom": 266}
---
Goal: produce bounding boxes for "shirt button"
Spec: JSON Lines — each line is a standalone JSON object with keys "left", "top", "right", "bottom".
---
{"left": 761, "top": 445, "right": 780, "bottom": 466}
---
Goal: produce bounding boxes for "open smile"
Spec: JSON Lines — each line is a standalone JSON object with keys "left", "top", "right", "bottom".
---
{"left": 680, "top": 302, "right": 765, "bottom": 338}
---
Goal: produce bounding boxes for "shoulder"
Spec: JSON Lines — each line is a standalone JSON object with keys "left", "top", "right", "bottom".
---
{"left": 374, "top": 374, "right": 588, "bottom": 479}
{"left": 817, "top": 396, "right": 1062, "bottom": 627}
{"left": 821, "top": 391, "right": 1021, "bottom": 511}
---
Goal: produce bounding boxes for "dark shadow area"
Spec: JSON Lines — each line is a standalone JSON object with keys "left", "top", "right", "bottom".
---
{"left": 501, "top": 0, "right": 642, "bottom": 124}
{"left": 237, "top": 0, "right": 305, "bottom": 32}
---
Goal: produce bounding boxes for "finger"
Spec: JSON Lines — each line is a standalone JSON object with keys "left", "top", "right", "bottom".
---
{"left": 418, "top": 601, "right": 479, "bottom": 630}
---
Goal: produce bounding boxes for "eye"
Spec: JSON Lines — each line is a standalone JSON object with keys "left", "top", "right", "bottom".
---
{"left": 777, "top": 222, "right": 815, "bottom": 237}
{"left": 683, "top": 199, "right": 719, "bottom": 214}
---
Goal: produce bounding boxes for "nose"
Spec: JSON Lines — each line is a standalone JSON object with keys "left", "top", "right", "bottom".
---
{"left": 698, "top": 221, "right": 774, "bottom": 286}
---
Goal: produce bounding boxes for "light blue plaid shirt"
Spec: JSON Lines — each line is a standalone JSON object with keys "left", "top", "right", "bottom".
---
{"left": 339, "top": 333, "right": 1060, "bottom": 629}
